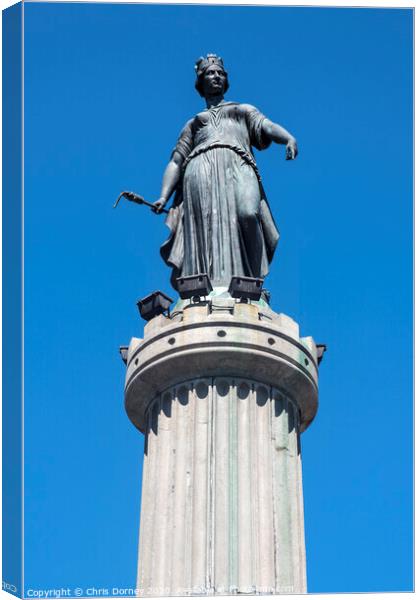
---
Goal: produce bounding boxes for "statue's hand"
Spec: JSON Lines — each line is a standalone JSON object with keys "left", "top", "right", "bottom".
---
{"left": 152, "top": 198, "right": 167, "bottom": 214}
{"left": 286, "top": 139, "right": 298, "bottom": 160}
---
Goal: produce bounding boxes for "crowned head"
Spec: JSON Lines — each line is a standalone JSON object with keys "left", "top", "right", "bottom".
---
{"left": 195, "top": 53, "right": 230, "bottom": 97}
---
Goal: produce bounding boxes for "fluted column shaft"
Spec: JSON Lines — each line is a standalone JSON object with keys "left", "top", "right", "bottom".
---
{"left": 137, "top": 377, "right": 306, "bottom": 596}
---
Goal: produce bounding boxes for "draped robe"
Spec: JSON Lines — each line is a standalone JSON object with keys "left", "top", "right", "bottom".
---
{"left": 160, "top": 102, "right": 280, "bottom": 289}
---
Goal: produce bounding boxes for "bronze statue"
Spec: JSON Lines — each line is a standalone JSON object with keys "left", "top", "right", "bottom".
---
{"left": 121, "top": 54, "right": 298, "bottom": 290}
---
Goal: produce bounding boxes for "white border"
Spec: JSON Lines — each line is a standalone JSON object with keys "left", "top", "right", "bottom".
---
{"left": 0, "top": 2, "right": 415, "bottom": 600}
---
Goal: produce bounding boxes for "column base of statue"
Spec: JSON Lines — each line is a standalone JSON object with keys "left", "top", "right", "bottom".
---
{"left": 124, "top": 292, "right": 318, "bottom": 596}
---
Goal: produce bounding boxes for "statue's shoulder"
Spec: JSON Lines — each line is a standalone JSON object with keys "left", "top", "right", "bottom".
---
{"left": 176, "top": 117, "right": 196, "bottom": 139}
{"left": 181, "top": 117, "right": 195, "bottom": 130}
{"left": 237, "top": 103, "right": 260, "bottom": 114}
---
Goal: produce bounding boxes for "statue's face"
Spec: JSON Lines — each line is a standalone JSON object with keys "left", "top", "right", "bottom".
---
{"left": 201, "top": 66, "right": 227, "bottom": 97}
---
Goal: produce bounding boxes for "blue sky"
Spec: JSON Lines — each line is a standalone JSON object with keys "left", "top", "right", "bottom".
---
{"left": 22, "top": 3, "right": 413, "bottom": 594}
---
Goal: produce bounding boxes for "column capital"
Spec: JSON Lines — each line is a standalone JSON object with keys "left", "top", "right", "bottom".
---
{"left": 125, "top": 298, "right": 318, "bottom": 434}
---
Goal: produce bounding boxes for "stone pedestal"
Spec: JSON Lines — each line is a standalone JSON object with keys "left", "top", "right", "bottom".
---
{"left": 124, "top": 296, "right": 318, "bottom": 596}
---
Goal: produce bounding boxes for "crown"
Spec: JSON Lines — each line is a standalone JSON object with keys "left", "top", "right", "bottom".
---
{"left": 194, "top": 53, "right": 226, "bottom": 78}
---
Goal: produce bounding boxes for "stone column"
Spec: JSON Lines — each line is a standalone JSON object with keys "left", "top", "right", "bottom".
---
{"left": 124, "top": 297, "right": 318, "bottom": 596}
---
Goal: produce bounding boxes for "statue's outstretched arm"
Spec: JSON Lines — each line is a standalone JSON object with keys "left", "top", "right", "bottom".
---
{"left": 153, "top": 151, "right": 184, "bottom": 213}
{"left": 262, "top": 119, "right": 298, "bottom": 160}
